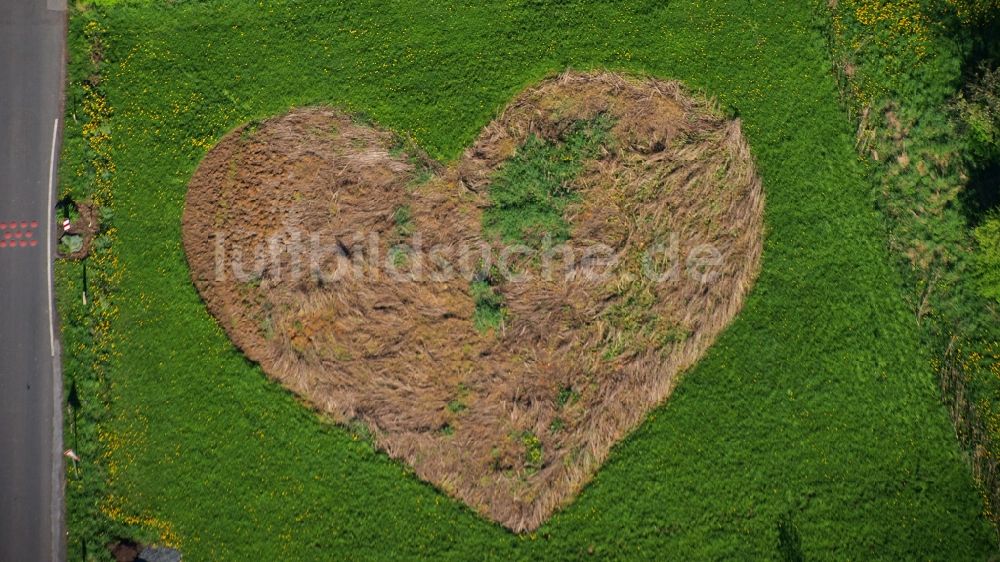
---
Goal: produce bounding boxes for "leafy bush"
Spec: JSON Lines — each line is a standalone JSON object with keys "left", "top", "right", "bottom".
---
{"left": 60, "top": 234, "right": 84, "bottom": 255}
{"left": 957, "top": 63, "right": 1000, "bottom": 162}
{"left": 944, "top": 0, "right": 1000, "bottom": 26}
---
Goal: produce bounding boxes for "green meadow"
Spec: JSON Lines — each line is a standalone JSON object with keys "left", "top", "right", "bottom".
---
{"left": 56, "top": 0, "right": 996, "bottom": 559}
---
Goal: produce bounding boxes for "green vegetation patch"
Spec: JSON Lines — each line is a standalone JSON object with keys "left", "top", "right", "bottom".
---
{"left": 819, "top": 0, "right": 1000, "bottom": 530}
{"left": 393, "top": 204, "right": 414, "bottom": 238}
{"left": 482, "top": 116, "right": 611, "bottom": 248}
{"left": 57, "top": 0, "right": 996, "bottom": 559}
{"left": 975, "top": 212, "right": 1000, "bottom": 303}
{"left": 520, "top": 431, "right": 543, "bottom": 475}
{"left": 470, "top": 274, "right": 506, "bottom": 334}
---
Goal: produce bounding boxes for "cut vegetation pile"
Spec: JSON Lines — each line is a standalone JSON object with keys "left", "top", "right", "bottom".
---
{"left": 182, "top": 71, "right": 763, "bottom": 531}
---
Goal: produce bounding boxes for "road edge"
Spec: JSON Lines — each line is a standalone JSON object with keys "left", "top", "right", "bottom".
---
{"left": 49, "top": 6, "right": 68, "bottom": 562}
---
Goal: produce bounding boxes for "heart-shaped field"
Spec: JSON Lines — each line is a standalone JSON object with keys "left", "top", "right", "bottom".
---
{"left": 182, "top": 71, "right": 763, "bottom": 531}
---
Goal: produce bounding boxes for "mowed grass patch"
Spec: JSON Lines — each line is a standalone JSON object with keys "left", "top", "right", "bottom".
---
{"left": 59, "top": 0, "right": 996, "bottom": 559}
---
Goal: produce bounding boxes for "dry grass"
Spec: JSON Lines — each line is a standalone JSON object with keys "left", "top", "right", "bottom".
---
{"left": 182, "top": 70, "right": 764, "bottom": 531}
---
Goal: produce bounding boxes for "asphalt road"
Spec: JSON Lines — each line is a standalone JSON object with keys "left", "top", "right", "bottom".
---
{"left": 0, "top": 0, "right": 67, "bottom": 560}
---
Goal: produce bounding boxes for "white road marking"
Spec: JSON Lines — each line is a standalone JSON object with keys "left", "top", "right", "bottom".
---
{"left": 48, "top": 117, "right": 65, "bottom": 562}
{"left": 47, "top": 118, "right": 58, "bottom": 358}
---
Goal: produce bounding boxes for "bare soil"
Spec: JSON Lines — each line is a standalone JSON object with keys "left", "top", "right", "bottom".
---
{"left": 58, "top": 202, "right": 99, "bottom": 260}
{"left": 182, "top": 71, "right": 764, "bottom": 531}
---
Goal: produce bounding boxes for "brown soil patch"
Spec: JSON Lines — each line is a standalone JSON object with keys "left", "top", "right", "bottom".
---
{"left": 108, "top": 540, "right": 140, "bottom": 562}
{"left": 182, "top": 71, "right": 764, "bottom": 531}
{"left": 58, "top": 202, "right": 99, "bottom": 260}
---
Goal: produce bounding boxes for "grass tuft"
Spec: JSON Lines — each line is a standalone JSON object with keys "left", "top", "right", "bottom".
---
{"left": 483, "top": 116, "right": 611, "bottom": 248}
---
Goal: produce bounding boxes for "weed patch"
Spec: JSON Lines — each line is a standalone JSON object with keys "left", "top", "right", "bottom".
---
{"left": 483, "top": 116, "right": 611, "bottom": 248}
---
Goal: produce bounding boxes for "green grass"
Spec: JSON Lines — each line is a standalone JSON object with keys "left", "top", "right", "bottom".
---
{"left": 57, "top": 0, "right": 997, "bottom": 559}
{"left": 393, "top": 204, "right": 414, "bottom": 238}
{"left": 470, "top": 277, "right": 506, "bottom": 334}
{"left": 818, "top": 0, "right": 1000, "bottom": 526}
{"left": 483, "top": 116, "right": 611, "bottom": 247}
{"left": 975, "top": 212, "right": 1000, "bottom": 302}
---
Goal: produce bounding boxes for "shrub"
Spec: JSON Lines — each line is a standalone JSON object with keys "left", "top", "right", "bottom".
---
{"left": 957, "top": 63, "right": 1000, "bottom": 162}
